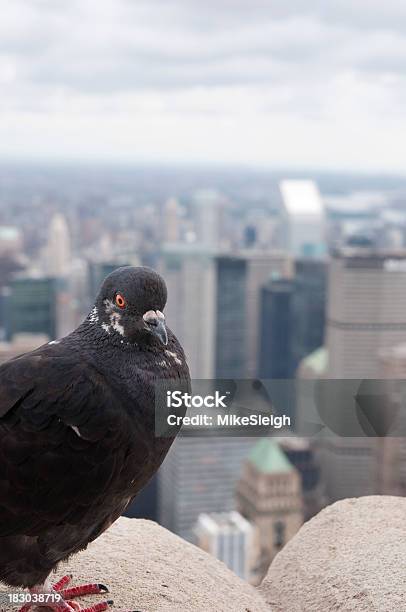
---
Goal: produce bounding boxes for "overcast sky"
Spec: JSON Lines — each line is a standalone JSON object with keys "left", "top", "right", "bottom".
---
{"left": 1, "top": 0, "right": 406, "bottom": 171}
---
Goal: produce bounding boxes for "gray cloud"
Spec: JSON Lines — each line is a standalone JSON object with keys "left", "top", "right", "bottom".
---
{"left": 1, "top": 0, "right": 406, "bottom": 169}
{"left": 1, "top": 0, "right": 406, "bottom": 96}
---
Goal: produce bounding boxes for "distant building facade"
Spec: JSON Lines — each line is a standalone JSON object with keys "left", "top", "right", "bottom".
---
{"left": 159, "top": 436, "right": 255, "bottom": 542}
{"left": 45, "top": 214, "right": 72, "bottom": 278}
{"left": 244, "top": 252, "right": 293, "bottom": 378}
{"left": 215, "top": 256, "right": 247, "bottom": 378}
{"left": 322, "top": 248, "right": 406, "bottom": 502}
{"left": 279, "top": 180, "right": 325, "bottom": 257}
{"left": 376, "top": 344, "right": 406, "bottom": 497}
{"left": 327, "top": 249, "right": 406, "bottom": 377}
{"left": 259, "top": 279, "right": 294, "bottom": 379}
{"left": 161, "top": 245, "right": 292, "bottom": 379}
{"left": 194, "top": 511, "right": 258, "bottom": 582}
{"left": 295, "top": 347, "right": 328, "bottom": 436}
{"left": 163, "top": 197, "right": 181, "bottom": 244}
{"left": 236, "top": 439, "right": 303, "bottom": 584}
{"left": 160, "top": 244, "right": 217, "bottom": 379}
{"left": 259, "top": 259, "right": 326, "bottom": 381}
{"left": 290, "top": 259, "right": 326, "bottom": 370}
{"left": 192, "top": 190, "right": 225, "bottom": 250}
{"left": 278, "top": 436, "right": 325, "bottom": 520}
{"left": 8, "top": 277, "right": 58, "bottom": 340}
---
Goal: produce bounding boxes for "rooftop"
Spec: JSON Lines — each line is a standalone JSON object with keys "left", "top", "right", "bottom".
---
{"left": 248, "top": 438, "right": 294, "bottom": 474}
{"left": 279, "top": 180, "right": 324, "bottom": 218}
{"left": 301, "top": 346, "right": 328, "bottom": 375}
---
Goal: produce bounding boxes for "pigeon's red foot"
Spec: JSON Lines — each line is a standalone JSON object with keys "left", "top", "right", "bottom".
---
{"left": 17, "top": 574, "right": 113, "bottom": 612}
{"left": 54, "top": 574, "right": 110, "bottom": 608}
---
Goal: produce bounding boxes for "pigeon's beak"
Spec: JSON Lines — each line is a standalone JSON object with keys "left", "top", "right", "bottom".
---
{"left": 152, "top": 318, "right": 168, "bottom": 346}
{"left": 143, "top": 310, "right": 168, "bottom": 346}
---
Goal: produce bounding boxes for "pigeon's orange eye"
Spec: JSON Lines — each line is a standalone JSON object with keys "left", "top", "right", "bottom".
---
{"left": 115, "top": 293, "right": 126, "bottom": 309}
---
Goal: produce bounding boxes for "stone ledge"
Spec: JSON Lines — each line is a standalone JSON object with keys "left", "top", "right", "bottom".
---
{"left": 1, "top": 518, "right": 269, "bottom": 612}
{"left": 2, "top": 496, "right": 404, "bottom": 611}
{"left": 259, "top": 495, "right": 406, "bottom": 612}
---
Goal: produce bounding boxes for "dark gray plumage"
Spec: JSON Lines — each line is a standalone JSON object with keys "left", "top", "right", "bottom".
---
{"left": 0, "top": 266, "right": 189, "bottom": 594}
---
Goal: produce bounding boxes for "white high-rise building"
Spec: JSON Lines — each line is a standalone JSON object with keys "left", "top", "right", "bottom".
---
{"left": 193, "top": 190, "right": 225, "bottom": 249}
{"left": 194, "top": 511, "right": 257, "bottom": 582}
{"left": 43, "top": 214, "right": 76, "bottom": 337}
{"left": 45, "top": 214, "right": 72, "bottom": 278}
{"left": 163, "top": 197, "right": 181, "bottom": 244}
{"left": 279, "top": 180, "right": 325, "bottom": 258}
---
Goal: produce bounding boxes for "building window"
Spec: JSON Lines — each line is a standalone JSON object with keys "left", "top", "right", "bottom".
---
{"left": 274, "top": 520, "right": 285, "bottom": 549}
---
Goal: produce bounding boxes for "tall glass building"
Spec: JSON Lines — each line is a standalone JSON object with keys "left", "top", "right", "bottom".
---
{"left": 8, "top": 277, "right": 57, "bottom": 340}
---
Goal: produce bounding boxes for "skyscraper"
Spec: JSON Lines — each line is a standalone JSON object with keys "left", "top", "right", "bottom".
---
{"left": 159, "top": 436, "right": 255, "bottom": 542}
{"left": 259, "top": 279, "right": 294, "bottom": 379}
{"left": 193, "top": 189, "right": 225, "bottom": 249}
{"left": 163, "top": 197, "right": 181, "bottom": 244}
{"left": 258, "top": 258, "right": 326, "bottom": 381}
{"left": 376, "top": 344, "right": 406, "bottom": 497}
{"left": 160, "top": 244, "right": 217, "bottom": 379}
{"left": 244, "top": 252, "right": 293, "bottom": 378}
{"left": 158, "top": 248, "right": 295, "bottom": 543}
{"left": 161, "top": 245, "right": 292, "bottom": 379}
{"left": 279, "top": 180, "right": 325, "bottom": 258}
{"left": 215, "top": 256, "right": 247, "bottom": 378}
{"left": 8, "top": 277, "right": 58, "bottom": 340}
{"left": 322, "top": 247, "right": 406, "bottom": 501}
{"left": 290, "top": 258, "right": 326, "bottom": 370}
{"left": 327, "top": 248, "right": 406, "bottom": 378}
{"left": 45, "top": 214, "right": 72, "bottom": 278}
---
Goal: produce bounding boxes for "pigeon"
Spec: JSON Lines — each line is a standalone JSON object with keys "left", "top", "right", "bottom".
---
{"left": 0, "top": 266, "right": 190, "bottom": 612}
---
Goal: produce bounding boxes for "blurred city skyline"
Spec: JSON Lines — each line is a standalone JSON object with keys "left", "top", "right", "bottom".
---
{"left": 0, "top": 165, "right": 405, "bottom": 577}
{"left": 1, "top": 0, "right": 406, "bottom": 586}
{"left": 1, "top": 0, "right": 406, "bottom": 171}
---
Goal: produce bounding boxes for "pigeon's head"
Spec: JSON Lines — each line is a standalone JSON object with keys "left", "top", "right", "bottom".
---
{"left": 92, "top": 266, "right": 168, "bottom": 346}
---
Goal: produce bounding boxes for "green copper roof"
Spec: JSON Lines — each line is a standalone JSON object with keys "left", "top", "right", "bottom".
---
{"left": 248, "top": 438, "right": 294, "bottom": 474}
{"left": 302, "top": 346, "right": 328, "bottom": 375}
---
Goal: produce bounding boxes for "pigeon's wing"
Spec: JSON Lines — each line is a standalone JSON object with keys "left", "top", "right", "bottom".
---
{"left": 0, "top": 347, "right": 145, "bottom": 537}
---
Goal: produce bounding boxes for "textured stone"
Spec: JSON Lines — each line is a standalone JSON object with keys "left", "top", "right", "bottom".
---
{"left": 260, "top": 496, "right": 406, "bottom": 612}
{"left": 1, "top": 518, "right": 268, "bottom": 612}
